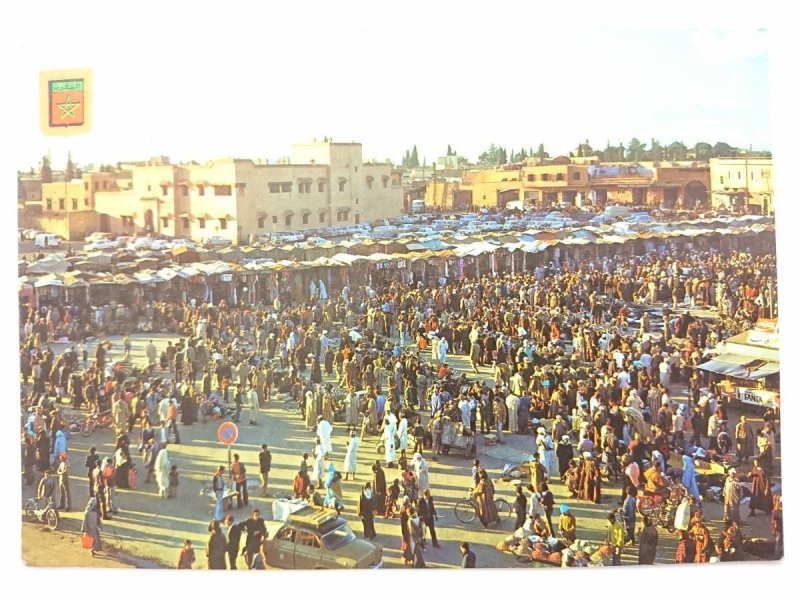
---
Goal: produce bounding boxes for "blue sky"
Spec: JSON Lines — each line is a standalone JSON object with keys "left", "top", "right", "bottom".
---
{"left": 3, "top": 2, "right": 777, "bottom": 170}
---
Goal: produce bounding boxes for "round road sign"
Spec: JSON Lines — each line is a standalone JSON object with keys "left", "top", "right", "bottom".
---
{"left": 217, "top": 422, "right": 239, "bottom": 446}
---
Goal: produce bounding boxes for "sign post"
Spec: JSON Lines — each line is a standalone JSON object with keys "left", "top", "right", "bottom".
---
{"left": 217, "top": 421, "right": 239, "bottom": 486}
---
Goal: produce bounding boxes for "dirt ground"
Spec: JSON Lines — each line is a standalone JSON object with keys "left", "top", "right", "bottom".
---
{"left": 20, "top": 521, "right": 160, "bottom": 569}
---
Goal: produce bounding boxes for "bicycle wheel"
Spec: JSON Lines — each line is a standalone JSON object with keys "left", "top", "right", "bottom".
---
{"left": 44, "top": 508, "right": 58, "bottom": 530}
{"left": 494, "top": 498, "right": 512, "bottom": 522}
{"left": 23, "top": 499, "right": 37, "bottom": 521}
{"left": 79, "top": 422, "right": 93, "bottom": 438}
{"left": 454, "top": 499, "right": 477, "bottom": 524}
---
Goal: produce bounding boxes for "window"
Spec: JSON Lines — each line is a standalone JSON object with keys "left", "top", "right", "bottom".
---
{"left": 298, "top": 182, "right": 311, "bottom": 193}
{"left": 257, "top": 216, "right": 265, "bottom": 228}
{"left": 572, "top": 172, "right": 581, "bottom": 181}
{"left": 383, "top": 177, "right": 388, "bottom": 188}
{"left": 147, "top": 184, "right": 152, "bottom": 192}
{"left": 527, "top": 174, "right": 535, "bottom": 182}
{"left": 355, "top": 198, "right": 359, "bottom": 205}
{"left": 84, "top": 182, "right": 89, "bottom": 191}
{"left": 556, "top": 173, "right": 565, "bottom": 181}
{"left": 338, "top": 180, "right": 345, "bottom": 192}
{"left": 354, "top": 213, "right": 360, "bottom": 224}
{"left": 214, "top": 185, "right": 232, "bottom": 196}
{"left": 198, "top": 184, "right": 205, "bottom": 196}
{"left": 336, "top": 210, "right": 348, "bottom": 222}
{"left": 180, "top": 184, "right": 188, "bottom": 196}
{"left": 94, "top": 182, "right": 99, "bottom": 191}
{"left": 719, "top": 176, "right": 724, "bottom": 184}
{"left": 161, "top": 217, "right": 169, "bottom": 227}
{"left": 46, "top": 198, "right": 52, "bottom": 210}
{"left": 102, "top": 181, "right": 108, "bottom": 190}
{"left": 269, "top": 182, "right": 292, "bottom": 193}
{"left": 198, "top": 218, "right": 206, "bottom": 229}
{"left": 285, "top": 215, "right": 292, "bottom": 227}
{"left": 366, "top": 177, "right": 373, "bottom": 190}
{"left": 71, "top": 198, "right": 78, "bottom": 210}
{"left": 161, "top": 184, "right": 168, "bottom": 195}
{"left": 738, "top": 171, "right": 742, "bottom": 180}
{"left": 318, "top": 181, "right": 325, "bottom": 192}
{"left": 302, "top": 213, "right": 309, "bottom": 225}
{"left": 541, "top": 174, "right": 550, "bottom": 181}
{"left": 276, "top": 528, "right": 296, "bottom": 543}
{"left": 59, "top": 198, "right": 65, "bottom": 210}
{"left": 182, "top": 217, "right": 189, "bottom": 229}
{"left": 84, "top": 198, "right": 89, "bottom": 207}
{"left": 354, "top": 166, "right": 358, "bottom": 173}
{"left": 297, "top": 531, "right": 321, "bottom": 548}
{"left": 219, "top": 218, "right": 227, "bottom": 230}
{"left": 762, "top": 170, "right": 771, "bottom": 179}
{"left": 319, "top": 212, "right": 326, "bottom": 223}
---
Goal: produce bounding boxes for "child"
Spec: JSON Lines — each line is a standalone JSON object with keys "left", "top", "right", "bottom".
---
{"left": 177, "top": 539, "right": 195, "bottom": 569}
{"left": 168, "top": 464, "right": 179, "bottom": 499}
{"left": 385, "top": 479, "right": 401, "bottom": 518}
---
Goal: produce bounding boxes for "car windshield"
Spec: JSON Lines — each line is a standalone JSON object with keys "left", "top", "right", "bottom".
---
{"left": 321, "top": 523, "right": 356, "bottom": 550}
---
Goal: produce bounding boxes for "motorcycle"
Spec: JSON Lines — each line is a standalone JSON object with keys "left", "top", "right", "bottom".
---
{"left": 636, "top": 479, "right": 688, "bottom": 532}
{"left": 23, "top": 497, "right": 59, "bottom": 530}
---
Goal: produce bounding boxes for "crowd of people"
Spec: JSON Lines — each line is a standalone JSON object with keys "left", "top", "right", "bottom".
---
{"left": 20, "top": 240, "right": 782, "bottom": 567}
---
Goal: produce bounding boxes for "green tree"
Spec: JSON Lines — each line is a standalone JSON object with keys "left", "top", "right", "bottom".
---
{"left": 41, "top": 155, "right": 52, "bottom": 183}
{"left": 576, "top": 139, "right": 593, "bottom": 158}
{"left": 626, "top": 138, "right": 646, "bottom": 162}
{"left": 498, "top": 146, "right": 508, "bottom": 165}
{"left": 534, "top": 143, "right": 549, "bottom": 160}
{"left": 410, "top": 145, "right": 420, "bottom": 168}
{"left": 478, "top": 144, "right": 501, "bottom": 166}
{"left": 712, "top": 141, "right": 736, "bottom": 157}
{"left": 649, "top": 139, "right": 664, "bottom": 161}
{"left": 446, "top": 144, "right": 453, "bottom": 156}
{"left": 665, "top": 141, "right": 688, "bottom": 161}
{"left": 694, "top": 142, "right": 713, "bottom": 161}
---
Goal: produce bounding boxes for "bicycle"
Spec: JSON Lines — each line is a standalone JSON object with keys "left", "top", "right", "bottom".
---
{"left": 454, "top": 488, "right": 512, "bottom": 524}
{"left": 23, "top": 497, "right": 59, "bottom": 530}
{"left": 79, "top": 410, "right": 113, "bottom": 437}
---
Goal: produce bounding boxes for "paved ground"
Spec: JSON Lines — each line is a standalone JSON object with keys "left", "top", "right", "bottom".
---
{"left": 21, "top": 333, "right": 778, "bottom": 569}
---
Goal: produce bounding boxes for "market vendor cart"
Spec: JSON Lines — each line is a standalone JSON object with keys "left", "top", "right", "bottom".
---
{"left": 440, "top": 418, "right": 477, "bottom": 458}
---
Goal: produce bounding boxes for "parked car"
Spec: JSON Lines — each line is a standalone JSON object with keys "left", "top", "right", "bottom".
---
{"left": 265, "top": 507, "right": 383, "bottom": 569}
{"left": 34, "top": 233, "right": 63, "bottom": 248}
{"left": 86, "top": 239, "right": 119, "bottom": 251}
{"left": 203, "top": 236, "right": 232, "bottom": 248}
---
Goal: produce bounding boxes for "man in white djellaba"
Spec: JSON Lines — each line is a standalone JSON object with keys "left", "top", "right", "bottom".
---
{"left": 383, "top": 417, "right": 398, "bottom": 468}
{"left": 316, "top": 416, "right": 333, "bottom": 457}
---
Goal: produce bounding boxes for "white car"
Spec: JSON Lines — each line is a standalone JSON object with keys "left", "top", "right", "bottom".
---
{"left": 86, "top": 239, "right": 119, "bottom": 251}
{"left": 149, "top": 239, "right": 173, "bottom": 251}
{"left": 85, "top": 232, "right": 113, "bottom": 243}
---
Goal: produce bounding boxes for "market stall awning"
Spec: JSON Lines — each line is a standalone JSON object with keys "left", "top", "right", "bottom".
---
{"left": 697, "top": 354, "right": 779, "bottom": 380}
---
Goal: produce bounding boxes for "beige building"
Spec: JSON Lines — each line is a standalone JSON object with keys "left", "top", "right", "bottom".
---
{"left": 87, "top": 141, "right": 402, "bottom": 244}
{"left": 39, "top": 172, "right": 119, "bottom": 240}
{"left": 709, "top": 157, "right": 773, "bottom": 215}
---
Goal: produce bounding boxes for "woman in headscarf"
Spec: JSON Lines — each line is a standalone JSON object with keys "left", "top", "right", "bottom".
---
{"left": 577, "top": 452, "right": 602, "bottom": 503}
{"left": 372, "top": 461, "right": 387, "bottom": 513}
{"left": 681, "top": 454, "right": 701, "bottom": 503}
{"left": 81, "top": 497, "right": 102, "bottom": 556}
{"left": 412, "top": 452, "right": 429, "bottom": 493}
{"left": 747, "top": 458, "right": 773, "bottom": 516}
{"left": 206, "top": 519, "right": 227, "bottom": 570}
{"left": 536, "top": 427, "right": 558, "bottom": 478}
{"left": 304, "top": 390, "right": 317, "bottom": 432}
{"left": 722, "top": 468, "right": 743, "bottom": 524}
{"left": 154, "top": 441, "right": 171, "bottom": 499}
{"left": 359, "top": 482, "right": 377, "bottom": 539}
{"left": 471, "top": 468, "right": 500, "bottom": 527}
{"left": 556, "top": 434, "right": 574, "bottom": 477}
{"left": 321, "top": 384, "right": 335, "bottom": 424}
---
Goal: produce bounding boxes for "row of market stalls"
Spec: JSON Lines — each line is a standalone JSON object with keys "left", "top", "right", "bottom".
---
{"left": 20, "top": 217, "right": 776, "bottom": 314}
{"left": 699, "top": 318, "right": 780, "bottom": 410}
